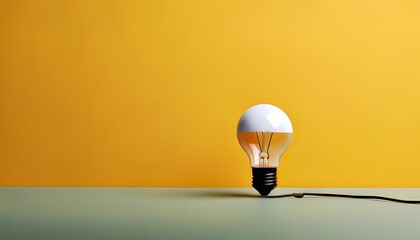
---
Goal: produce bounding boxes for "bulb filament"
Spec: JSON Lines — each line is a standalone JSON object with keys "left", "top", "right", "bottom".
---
{"left": 256, "top": 132, "right": 273, "bottom": 167}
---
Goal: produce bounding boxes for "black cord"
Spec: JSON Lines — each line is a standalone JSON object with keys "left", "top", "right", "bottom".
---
{"left": 266, "top": 192, "right": 420, "bottom": 204}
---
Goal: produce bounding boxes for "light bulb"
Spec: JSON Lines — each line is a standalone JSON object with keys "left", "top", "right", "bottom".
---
{"left": 237, "top": 104, "right": 293, "bottom": 196}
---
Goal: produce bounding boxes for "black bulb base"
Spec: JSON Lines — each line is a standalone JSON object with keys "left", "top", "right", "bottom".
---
{"left": 252, "top": 168, "right": 277, "bottom": 196}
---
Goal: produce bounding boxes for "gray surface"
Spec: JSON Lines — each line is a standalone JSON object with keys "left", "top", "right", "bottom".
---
{"left": 1, "top": 188, "right": 420, "bottom": 240}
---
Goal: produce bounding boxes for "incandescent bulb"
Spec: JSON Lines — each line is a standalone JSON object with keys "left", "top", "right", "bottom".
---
{"left": 237, "top": 104, "right": 293, "bottom": 196}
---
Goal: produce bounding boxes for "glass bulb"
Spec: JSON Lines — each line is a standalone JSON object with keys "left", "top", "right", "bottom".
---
{"left": 237, "top": 104, "right": 293, "bottom": 196}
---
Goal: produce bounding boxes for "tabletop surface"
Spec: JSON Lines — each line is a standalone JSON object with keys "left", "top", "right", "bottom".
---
{"left": 1, "top": 187, "right": 420, "bottom": 240}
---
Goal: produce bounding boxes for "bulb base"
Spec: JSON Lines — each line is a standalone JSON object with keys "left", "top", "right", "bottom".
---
{"left": 252, "top": 168, "right": 277, "bottom": 196}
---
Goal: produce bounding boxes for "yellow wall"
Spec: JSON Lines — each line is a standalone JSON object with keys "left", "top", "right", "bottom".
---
{"left": 2, "top": 0, "right": 420, "bottom": 187}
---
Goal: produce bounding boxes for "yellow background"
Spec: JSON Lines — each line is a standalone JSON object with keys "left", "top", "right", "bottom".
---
{"left": 1, "top": 0, "right": 420, "bottom": 187}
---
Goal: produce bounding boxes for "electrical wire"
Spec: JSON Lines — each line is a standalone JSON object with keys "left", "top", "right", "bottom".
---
{"left": 266, "top": 132, "right": 273, "bottom": 152}
{"left": 266, "top": 192, "right": 420, "bottom": 204}
{"left": 256, "top": 132, "right": 262, "bottom": 151}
